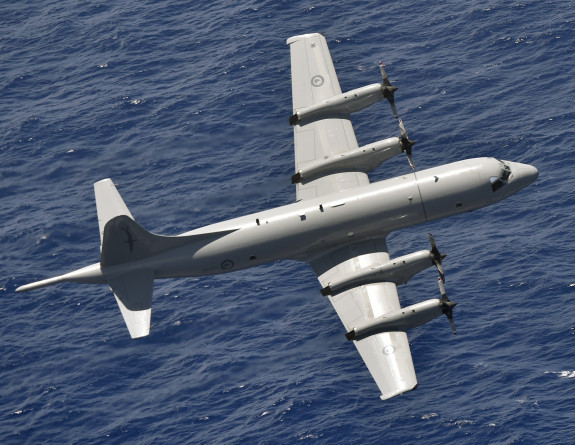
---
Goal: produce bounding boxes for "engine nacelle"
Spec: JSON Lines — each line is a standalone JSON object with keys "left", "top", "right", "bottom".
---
{"left": 289, "top": 83, "right": 385, "bottom": 126}
{"left": 321, "top": 249, "right": 435, "bottom": 296}
{"left": 346, "top": 299, "right": 443, "bottom": 341}
{"left": 292, "top": 137, "right": 402, "bottom": 184}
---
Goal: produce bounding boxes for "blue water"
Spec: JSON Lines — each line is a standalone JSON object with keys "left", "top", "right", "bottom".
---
{"left": 1, "top": 1, "right": 573, "bottom": 443}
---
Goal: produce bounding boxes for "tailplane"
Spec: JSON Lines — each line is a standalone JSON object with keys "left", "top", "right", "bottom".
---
{"left": 96, "top": 179, "right": 155, "bottom": 338}
{"left": 18, "top": 179, "right": 236, "bottom": 339}
{"left": 107, "top": 270, "right": 154, "bottom": 338}
{"left": 95, "top": 179, "right": 202, "bottom": 338}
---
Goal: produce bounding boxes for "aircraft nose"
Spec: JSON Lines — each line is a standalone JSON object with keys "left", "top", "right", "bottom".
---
{"left": 507, "top": 161, "right": 539, "bottom": 191}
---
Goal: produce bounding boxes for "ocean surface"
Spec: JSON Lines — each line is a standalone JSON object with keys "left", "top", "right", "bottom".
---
{"left": 1, "top": 1, "right": 573, "bottom": 443}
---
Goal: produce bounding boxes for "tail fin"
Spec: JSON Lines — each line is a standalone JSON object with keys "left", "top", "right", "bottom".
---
{"left": 95, "top": 179, "right": 153, "bottom": 338}
{"left": 19, "top": 179, "right": 238, "bottom": 339}
{"left": 95, "top": 178, "right": 135, "bottom": 243}
{"left": 95, "top": 180, "right": 235, "bottom": 338}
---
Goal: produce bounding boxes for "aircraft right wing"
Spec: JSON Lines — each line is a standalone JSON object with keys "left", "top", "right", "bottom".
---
{"left": 310, "top": 238, "right": 418, "bottom": 400}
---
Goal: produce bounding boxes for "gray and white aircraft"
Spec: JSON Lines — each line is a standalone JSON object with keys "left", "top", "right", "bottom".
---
{"left": 17, "top": 33, "right": 538, "bottom": 400}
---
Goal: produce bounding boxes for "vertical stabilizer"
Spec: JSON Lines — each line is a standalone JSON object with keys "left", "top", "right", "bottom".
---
{"left": 94, "top": 179, "right": 153, "bottom": 338}
{"left": 19, "top": 178, "right": 237, "bottom": 339}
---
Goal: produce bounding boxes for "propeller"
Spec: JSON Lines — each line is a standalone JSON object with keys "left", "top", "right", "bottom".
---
{"left": 429, "top": 233, "right": 447, "bottom": 282}
{"left": 378, "top": 62, "right": 416, "bottom": 169}
{"left": 399, "top": 118, "right": 416, "bottom": 170}
{"left": 379, "top": 62, "right": 398, "bottom": 118}
{"left": 437, "top": 276, "right": 457, "bottom": 335}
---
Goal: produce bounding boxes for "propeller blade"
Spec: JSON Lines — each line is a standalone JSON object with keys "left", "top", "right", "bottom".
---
{"left": 406, "top": 151, "right": 415, "bottom": 170}
{"left": 399, "top": 119, "right": 416, "bottom": 169}
{"left": 378, "top": 63, "right": 416, "bottom": 169}
{"left": 379, "top": 61, "right": 392, "bottom": 87}
{"left": 437, "top": 277, "right": 457, "bottom": 335}
{"left": 447, "top": 315, "right": 457, "bottom": 336}
{"left": 429, "top": 233, "right": 447, "bottom": 282}
{"left": 379, "top": 62, "right": 398, "bottom": 118}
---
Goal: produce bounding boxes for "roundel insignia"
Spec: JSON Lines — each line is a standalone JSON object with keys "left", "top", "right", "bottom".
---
{"left": 220, "top": 259, "right": 234, "bottom": 270}
{"left": 382, "top": 345, "right": 396, "bottom": 355}
{"left": 311, "top": 75, "right": 324, "bottom": 87}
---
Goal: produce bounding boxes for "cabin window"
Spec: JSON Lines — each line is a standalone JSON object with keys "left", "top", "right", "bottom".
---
{"left": 491, "top": 161, "right": 512, "bottom": 192}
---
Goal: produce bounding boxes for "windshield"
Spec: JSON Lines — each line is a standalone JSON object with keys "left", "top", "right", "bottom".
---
{"left": 490, "top": 160, "right": 512, "bottom": 192}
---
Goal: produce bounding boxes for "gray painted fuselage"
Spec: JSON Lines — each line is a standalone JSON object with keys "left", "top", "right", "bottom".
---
{"left": 149, "top": 157, "right": 536, "bottom": 279}
{"left": 17, "top": 157, "right": 538, "bottom": 292}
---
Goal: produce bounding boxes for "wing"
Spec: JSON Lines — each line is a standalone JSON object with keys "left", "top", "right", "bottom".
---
{"left": 310, "top": 238, "right": 418, "bottom": 400}
{"left": 287, "top": 33, "right": 369, "bottom": 201}
{"left": 288, "top": 33, "right": 417, "bottom": 399}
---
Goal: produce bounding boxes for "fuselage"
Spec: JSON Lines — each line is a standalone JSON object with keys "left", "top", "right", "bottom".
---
{"left": 148, "top": 157, "right": 537, "bottom": 278}
{"left": 16, "top": 157, "right": 538, "bottom": 291}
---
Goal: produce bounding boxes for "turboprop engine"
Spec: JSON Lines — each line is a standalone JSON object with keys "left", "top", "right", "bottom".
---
{"left": 345, "top": 292, "right": 456, "bottom": 341}
{"left": 321, "top": 234, "right": 446, "bottom": 296}
{"left": 292, "top": 137, "right": 403, "bottom": 184}
{"left": 321, "top": 234, "right": 457, "bottom": 342}
{"left": 289, "top": 83, "right": 386, "bottom": 126}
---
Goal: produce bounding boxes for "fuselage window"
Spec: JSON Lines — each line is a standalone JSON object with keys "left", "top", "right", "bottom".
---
{"left": 491, "top": 161, "right": 512, "bottom": 192}
{"left": 490, "top": 176, "right": 505, "bottom": 191}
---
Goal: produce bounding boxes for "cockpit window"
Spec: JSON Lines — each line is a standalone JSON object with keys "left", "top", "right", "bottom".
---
{"left": 491, "top": 161, "right": 512, "bottom": 192}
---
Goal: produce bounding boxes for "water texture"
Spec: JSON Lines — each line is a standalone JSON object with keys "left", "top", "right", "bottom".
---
{"left": 1, "top": 1, "right": 573, "bottom": 444}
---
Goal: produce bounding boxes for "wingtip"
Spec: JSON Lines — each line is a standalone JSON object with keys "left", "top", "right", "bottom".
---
{"left": 286, "top": 33, "right": 324, "bottom": 45}
{"left": 379, "top": 382, "right": 418, "bottom": 401}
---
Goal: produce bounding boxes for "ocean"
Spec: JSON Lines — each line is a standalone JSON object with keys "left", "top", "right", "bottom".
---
{"left": 1, "top": 1, "right": 573, "bottom": 443}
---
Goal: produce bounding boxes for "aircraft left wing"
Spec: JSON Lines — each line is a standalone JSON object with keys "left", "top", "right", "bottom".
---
{"left": 287, "top": 33, "right": 403, "bottom": 201}
{"left": 310, "top": 239, "right": 418, "bottom": 400}
{"left": 287, "top": 33, "right": 369, "bottom": 201}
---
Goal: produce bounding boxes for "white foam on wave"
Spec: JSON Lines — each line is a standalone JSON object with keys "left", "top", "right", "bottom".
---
{"left": 545, "top": 370, "right": 575, "bottom": 379}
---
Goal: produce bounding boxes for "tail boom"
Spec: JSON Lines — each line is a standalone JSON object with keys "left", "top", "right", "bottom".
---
{"left": 16, "top": 263, "right": 104, "bottom": 292}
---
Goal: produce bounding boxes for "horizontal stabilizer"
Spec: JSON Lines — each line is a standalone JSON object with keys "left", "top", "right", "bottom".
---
{"left": 108, "top": 270, "right": 154, "bottom": 338}
{"left": 18, "top": 177, "right": 239, "bottom": 339}
{"left": 95, "top": 179, "right": 134, "bottom": 243}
